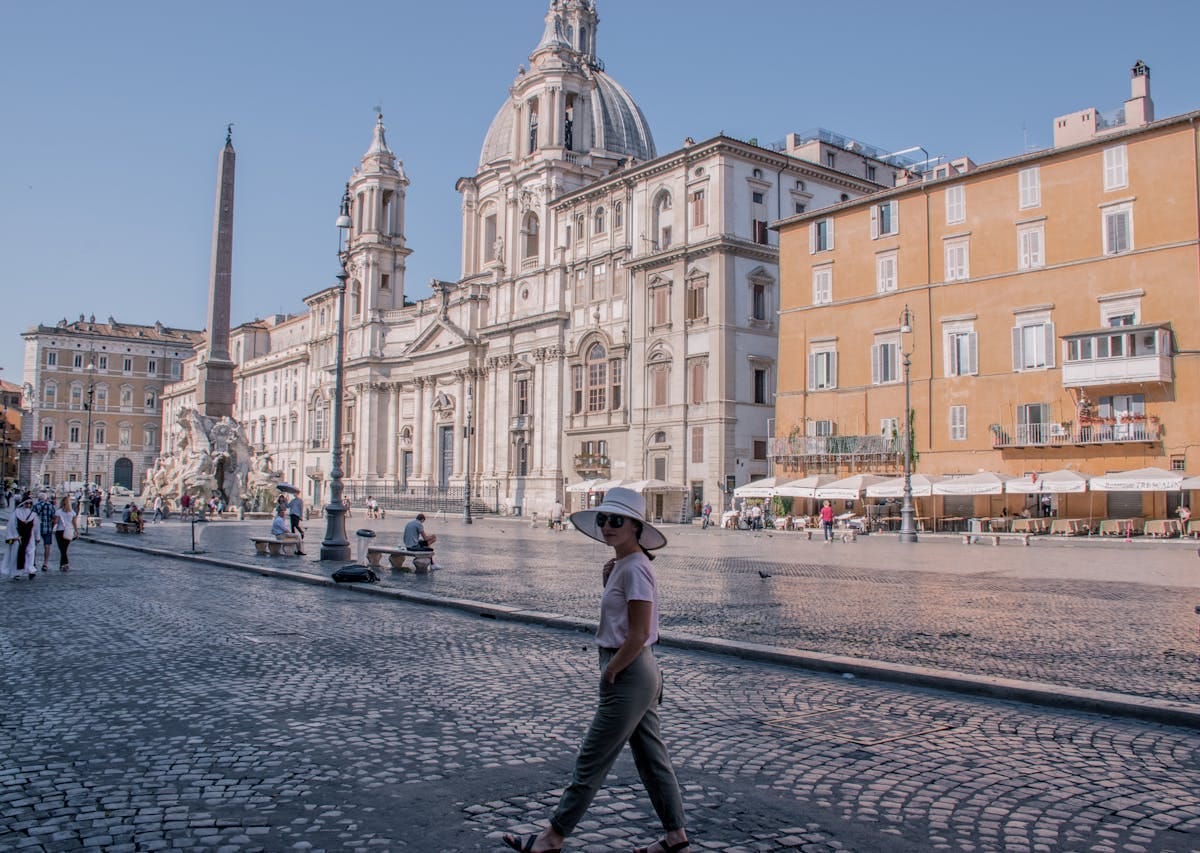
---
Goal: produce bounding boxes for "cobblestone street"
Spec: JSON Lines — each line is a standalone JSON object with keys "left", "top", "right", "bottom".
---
{"left": 2, "top": 527, "right": 1200, "bottom": 851}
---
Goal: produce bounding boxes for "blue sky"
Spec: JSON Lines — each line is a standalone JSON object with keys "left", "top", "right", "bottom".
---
{"left": 2, "top": 0, "right": 1197, "bottom": 388}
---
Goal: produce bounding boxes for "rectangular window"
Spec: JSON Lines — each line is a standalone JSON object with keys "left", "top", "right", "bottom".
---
{"left": 574, "top": 269, "right": 586, "bottom": 303}
{"left": 689, "top": 360, "right": 706, "bottom": 404}
{"left": 95, "top": 425, "right": 105, "bottom": 445}
{"left": 871, "top": 200, "right": 898, "bottom": 237}
{"left": 945, "top": 330, "right": 979, "bottom": 376}
{"left": 880, "top": 417, "right": 899, "bottom": 443}
{"left": 753, "top": 368, "right": 769, "bottom": 404}
{"left": 659, "top": 225, "right": 672, "bottom": 250}
{"left": 690, "top": 190, "right": 706, "bottom": 227}
{"left": 871, "top": 341, "right": 900, "bottom": 385}
{"left": 590, "top": 263, "right": 607, "bottom": 301}
{"left": 808, "top": 349, "right": 837, "bottom": 390}
{"left": 123, "top": 357, "right": 133, "bottom": 373}
{"left": 876, "top": 252, "right": 897, "bottom": 293}
{"left": 1103, "top": 145, "right": 1128, "bottom": 190}
{"left": 945, "top": 185, "right": 965, "bottom": 224}
{"left": 811, "top": 219, "right": 834, "bottom": 252}
{"left": 380, "top": 273, "right": 390, "bottom": 291}
{"left": 147, "top": 359, "right": 157, "bottom": 376}
{"left": 826, "top": 151, "right": 836, "bottom": 169}
{"left": 866, "top": 165, "right": 877, "bottom": 181}
{"left": 651, "top": 287, "right": 670, "bottom": 327}
{"left": 610, "top": 359, "right": 623, "bottom": 410}
{"left": 571, "top": 366, "right": 583, "bottom": 414}
{"left": 1019, "top": 166, "right": 1040, "bottom": 209}
{"left": 753, "top": 440, "right": 767, "bottom": 460}
{"left": 686, "top": 278, "right": 707, "bottom": 321}
{"left": 1017, "top": 403, "right": 1051, "bottom": 444}
{"left": 611, "top": 267, "right": 625, "bottom": 299}
{"left": 69, "top": 424, "right": 81, "bottom": 443}
{"left": 752, "top": 191, "right": 764, "bottom": 204}
{"left": 587, "top": 359, "right": 607, "bottom": 413}
{"left": 516, "top": 379, "right": 529, "bottom": 416}
{"left": 752, "top": 220, "right": 769, "bottom": 245}
{"left": 1017, "top": 223, "right": 1044, "bottom": 270}
{"left": 1103, "top": 205, "right": 1133, "bottom": 255}
{"left": 950, "top": 405, "right": 967, "bottom": 441}
{"left": 812, "top": 268, "right": 832, "bottom": 305}
{"left": 652, "top": 366, "right": 669, "bottom": 407}
{"left": 751, "top": 283, "right": 767, "bottom": 320}
{"left": 46, "top": 351, "right": 57, "bottom": 366}
{"left": 945, "top": 239, "right": 970, "bottom": 281}
{"left": 42, "top": 424, "right": 54, "bottom": 441}
{"left": 73, "top": 353, "right": 84, "bottom": 368}
{"left": 1012, "top": 321, "right": 1056, "bottom": 371}
{"left": 97, "top": 355, "right": 107, "bottom": 370}
{"left": 691, "top": 426, "right": 704, "bottom": 464}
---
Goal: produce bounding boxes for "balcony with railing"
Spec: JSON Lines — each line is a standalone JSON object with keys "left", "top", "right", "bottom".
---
{"left": 991, "top": 417, "right": 1161, "bottom": 448}
{"left": 769, "top": 434, "right": 901, "bottom": 474}
{"left": 1061, "top": 324, "right": 1172, "bottom": 387}
{"left": 574, "top": 454, "right": 611, "bottom": 477}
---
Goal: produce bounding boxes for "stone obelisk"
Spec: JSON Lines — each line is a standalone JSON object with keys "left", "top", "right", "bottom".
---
{"left": 195, "top": 126, "right": 236, "bottom": 419}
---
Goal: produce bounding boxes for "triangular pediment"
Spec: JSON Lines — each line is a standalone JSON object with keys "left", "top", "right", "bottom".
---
{"left": 406, "top": 318, "right": 472, "bottom": 356}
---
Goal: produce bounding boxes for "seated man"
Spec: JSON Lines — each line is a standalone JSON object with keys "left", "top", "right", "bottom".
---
{"left": 402, "top": 513, "right": 437, "bottom": 552}
{"left": 271, "top": 507, "right": 290, "bottom": 538}
{"left": 122, "top": 502, "right": 134, "bottom": 524}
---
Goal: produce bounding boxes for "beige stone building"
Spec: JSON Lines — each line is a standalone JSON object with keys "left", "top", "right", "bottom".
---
{"left": 21, "top": 316, "right": 202, "bottom": 491}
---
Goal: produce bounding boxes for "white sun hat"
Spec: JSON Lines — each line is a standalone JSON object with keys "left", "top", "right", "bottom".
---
{"left": 570, "top": 487, "right": 668, "bottom": 551}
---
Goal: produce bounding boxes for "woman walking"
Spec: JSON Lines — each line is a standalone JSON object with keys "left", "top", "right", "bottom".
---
{"left": 503, "top": 488, "right": 690, "bottom": 853}
{"left": 53, "top": 495, "right": 79, "bottom": 572}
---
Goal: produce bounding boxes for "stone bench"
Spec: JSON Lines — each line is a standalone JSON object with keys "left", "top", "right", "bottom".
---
{"left": 115, "top": 521, "right": 141, "bottom": 534}
{"left": 962, "top": 531, "right": 1032, "bottom": 546}
{"left": 251, "top": 536, "right": 300, "bottom": 556}
{"left": 366, "top": 546, "right": 434, "bottom": 574}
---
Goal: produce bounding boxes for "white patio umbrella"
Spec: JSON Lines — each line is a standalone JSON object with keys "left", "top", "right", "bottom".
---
{"left": 1005, "top": 469, "right": 1089, "bottom": 494}
{"left": 1181, "top": 476, "right": 1200, "bottom": 490}
{"left": 1088, "top": 467, "right": 1184, "bottom": 492}
{"left": 773, "top": 474, "right": 839, "bottom": 498}
{"left": 814, "top": 474, "right": 889, "bottom": 500}
{"left": 590, "top": 479, "right": 635, "bottom": 492}
{"left": 565, "top": 478, "right": 605, "bottom": 493}
{"left": 933, "top": 472, "right": 1012, "bottom": 495}
{"left": 626, "top": 479, "right": 687, "bottom": 493}
{"left": 865, "top": 474, "right": 945, "bottom": 498}
{"left": 733, "top": 477, "right": 782, "bottom": 499}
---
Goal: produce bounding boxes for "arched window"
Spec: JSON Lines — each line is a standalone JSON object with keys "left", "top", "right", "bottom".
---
{"left": 44, "top": 382, "right": 57, "bottom": 406}
{"left": 523, "top": 212, "right": 540, "bottom": 261}
{"left": 70, "top": 383, "right": 83, "bottom": 409}
{"left": 586, "top": 344, "right": 607, "bottom": 413}
{"left": 594, "top": 206, "right": 606, "bottom": 235}
{"left": 613, "top": 201, "right": 623, "bottom": 229}
{"left": 579, "top": 25, "right": 588, "bottom": 51}
{"left": 652, "top": 431, "right": 668, "bottom": 445}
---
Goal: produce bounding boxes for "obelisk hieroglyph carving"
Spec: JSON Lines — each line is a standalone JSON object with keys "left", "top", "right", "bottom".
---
{"left": 195, "top": 126, "right": 236, "bottom": 419}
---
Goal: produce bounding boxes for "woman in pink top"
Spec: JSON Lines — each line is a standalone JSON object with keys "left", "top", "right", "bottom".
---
{"left": 820, "top": 499, "right": 835, "bottom": 542}
{"left": 504, "top": 488, "right": 689, "bottom": 853}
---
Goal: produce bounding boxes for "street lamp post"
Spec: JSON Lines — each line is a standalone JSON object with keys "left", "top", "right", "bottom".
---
{"left": 320, "top": 184, "right": 353, "bottom": 562}
{"left": 463, "top": 382, "right": 473, "bottom": 525}
{"left": 82, "top": 362, "right": 96, "bottom": 533}
{"left": 898, "top": 305, "right": 918, "bottom": 543}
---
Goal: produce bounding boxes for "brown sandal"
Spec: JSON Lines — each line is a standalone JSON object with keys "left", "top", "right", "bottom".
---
{"left": 502, "top": 833, "right": 561, "bottom": 853}
{"left": 634, "top": 840, "right": 690, "bottom": 853}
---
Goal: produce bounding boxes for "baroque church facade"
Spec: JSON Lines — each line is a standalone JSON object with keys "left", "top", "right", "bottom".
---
{"left": 163, "top": 0, "right": 885, "bottom": 520}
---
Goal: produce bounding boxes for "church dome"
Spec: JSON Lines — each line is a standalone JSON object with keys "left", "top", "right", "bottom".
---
{"left": 478, "top": 70, "right": 656, "bottom": 169}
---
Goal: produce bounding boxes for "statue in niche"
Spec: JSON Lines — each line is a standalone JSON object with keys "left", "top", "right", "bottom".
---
{"left": 564, "top": 114, "right": 573, "bottom": 150}
{"left": 493, "top": 234, "right": 505, "bottom": 266}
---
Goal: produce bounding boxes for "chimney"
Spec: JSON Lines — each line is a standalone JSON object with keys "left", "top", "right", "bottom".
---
{"left": 1125, "top": 59, "right": 1154, "bottom": 128}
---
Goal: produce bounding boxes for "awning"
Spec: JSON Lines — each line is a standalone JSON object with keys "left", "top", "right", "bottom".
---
{"left": 1005, "top": 469, "right": 1089, "bottom": 494}
{"left": 565, "top": 478, "right": 605, "bottom": 493}
{"left": 733, "top": 476, "right": 782, "bottom": 498}
{"left": 933, "top": 472, "right": 1012, "bottom": 495}
{"left": 773, "top": 474, "right": 839, "bottom": 498}
{"left": 591, "top": 479, "right": 636, "bottom": 492}
{"left": 865, "top": 474, "right": 945, "bottom": 498}
{"left": 1088, "top": 467, "right": 1184, "bottom": 492}
{"left": 1182, "top": 476, "right": 1200, "bottom": 490}
{"left": 814, "top": 474, "right": 888, "bottom": 500}
{"left": 626, "top": 479, "right": 687, "bottom": 493}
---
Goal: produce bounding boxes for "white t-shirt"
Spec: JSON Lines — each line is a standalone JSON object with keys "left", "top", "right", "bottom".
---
{"left": 54, "top": 509, "right": 77, "bottom": 533}
{"left": 595, "top": 552, "right": 659, "bottom": 648}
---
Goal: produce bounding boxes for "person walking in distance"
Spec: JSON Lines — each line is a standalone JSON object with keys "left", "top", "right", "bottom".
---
{"left": 701, "top": 501, "right": 712, "bottom": 530}
{"left": 2, "top": 495, "right": 42, "bottom": 581}
{"left": 32, "top": 491, "right": 57, "bottom": 572}
{"left": 53, "top": 495, "right": 79, "bottom": 572}
{"left": 502, "top": 487, "right": 690, "bottom": 853}
{"left": 820, "top": 499, "right": 835, "bottom": 543}
{"left": 287, "top": 493, "right": 305, "bottom": 555}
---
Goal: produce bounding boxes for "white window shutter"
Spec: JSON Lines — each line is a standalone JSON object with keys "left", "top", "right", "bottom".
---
{"left": 967, "top": 331, "right": 979, "bottom": 375}
{"left": 809, "top": 223, "right": 815, "bottom": 254}
{"left": 830, "top": 351, "right": 838, "bottom": 388}
{"left": 942, "top": 333, "right": 952, "bottom": 377}
{"left": 828, "top": 220, "right": 834, "bottom": 251}
{"left": 871, "top": 344, "right": 881, "bottom": 385}
{"left": 1012, "top": 327, "right": 1022, "bottom": 371}
{"left": 870, "top": 205, "right": 878, "bottom": 239}
{"left": 1044, "top": 323, "right": 1056, "bottom": 368}
{"left": 890, "top": 201, "right": 898, "bottom": 233}
{"left": 808, "top": 353, "right": 816, "bottom": 391}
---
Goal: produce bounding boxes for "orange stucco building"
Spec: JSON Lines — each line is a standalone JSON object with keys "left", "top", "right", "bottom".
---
{"left": 773, "top": 63, "right": 1199, "bottom": 520}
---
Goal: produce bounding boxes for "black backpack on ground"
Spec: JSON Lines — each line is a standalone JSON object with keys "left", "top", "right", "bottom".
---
{"left": 331, "top": 565, "right": 380, "bottom": 584}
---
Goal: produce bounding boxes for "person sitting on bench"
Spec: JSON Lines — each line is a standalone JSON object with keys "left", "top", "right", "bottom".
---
{"left": 271, "top": 507, "right": 289, "bottom": 538}
{"left": 403, "top": 513, "right": 438, "bottom": 552}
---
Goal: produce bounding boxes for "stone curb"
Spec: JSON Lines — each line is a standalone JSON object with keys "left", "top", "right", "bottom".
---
{"left": 76, "top": 534, "right": 1200, "bottom": 731}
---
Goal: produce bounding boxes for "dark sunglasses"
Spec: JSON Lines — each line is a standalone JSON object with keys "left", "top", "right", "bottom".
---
{"left": 595, "top": 512, "right": 628, "bottom": 529}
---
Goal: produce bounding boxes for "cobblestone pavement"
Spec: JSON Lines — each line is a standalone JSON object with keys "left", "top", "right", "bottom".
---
{"left": 96, "top": 514, "right": 1200, "bottom": 707}
{"left": 2, "top": 545, "right": 1200, "bottom": 851}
